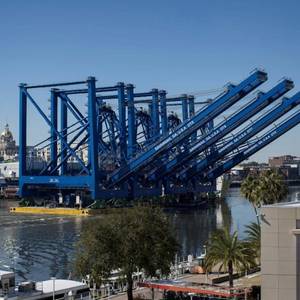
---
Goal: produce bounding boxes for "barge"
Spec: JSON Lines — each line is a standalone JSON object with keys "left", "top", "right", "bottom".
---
{"left": 9, "top": 207, "right": 90, "bottom": 216}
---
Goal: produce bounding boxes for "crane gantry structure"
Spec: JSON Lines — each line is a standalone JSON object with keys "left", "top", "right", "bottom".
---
{"left": 18, "top": 69, "right": 300, "bottom": 202}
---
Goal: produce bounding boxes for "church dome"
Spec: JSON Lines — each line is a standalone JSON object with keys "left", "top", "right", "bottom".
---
{"left": 0, "top": 124, "right": 14, "bottom": 143}
{"left": 0, "top": 124, "right": 17, "bottom": 160}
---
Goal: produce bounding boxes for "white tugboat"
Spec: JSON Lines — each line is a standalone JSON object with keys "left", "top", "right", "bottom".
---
{"left": 0, "top": 270, "right": 90, "bottom": 300}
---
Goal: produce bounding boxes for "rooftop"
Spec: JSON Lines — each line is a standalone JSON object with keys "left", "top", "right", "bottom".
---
{"left": 0, "top": 270, "right": 14, "bottom": 276}
{"left": 36, "top": 279, "right": 87, "bottom": 293}
{"left": 139, "top": 279, "right": 249, "bottom": 298}
{"left": 262, "top": 200, "right": 300, "bottom": 208}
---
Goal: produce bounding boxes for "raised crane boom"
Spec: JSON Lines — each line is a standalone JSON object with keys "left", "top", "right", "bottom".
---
{"left": 206, "top": 109, "right": 300, "bottom": 180}
{"left": 109, "top": 70, "right": 268, "bottom": 184}
{"left": 148, "top": 79, "right": 293, "bottom": 181}
{"left": 180, "top": 91, "right": 300, "bottom": 180}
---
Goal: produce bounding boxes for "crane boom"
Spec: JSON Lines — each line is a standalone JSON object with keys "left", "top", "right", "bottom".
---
{"left": 148, "top": 79, "right": 293, "bottom": 181}
{"left": 109, "top": 70, "right": 267, "bottom": 185}
{"left": 206, "top": 110, "right": 300, "bottom": 180}
{"left": 181, "top": 91, "right": 300, "bottom": 180}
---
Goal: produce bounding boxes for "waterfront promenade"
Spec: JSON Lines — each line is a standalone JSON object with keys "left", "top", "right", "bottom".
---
{"left": 107, "top": 273, "right": 260, "bottom": 300}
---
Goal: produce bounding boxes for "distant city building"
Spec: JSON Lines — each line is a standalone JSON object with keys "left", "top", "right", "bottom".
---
{"left": 0, "top": 124, "right": 18, "bottom": 161}
{"left": 226, "top": 162, "right": 269, "bottom": 182}
{"left": 35, "top": 143, "right": 88, "bottom": 163}
{"left": 269, "top": 155, "right": 300, "bottom": 179}
{"left": 269, "top": 155, "right": 300, "bottom": 168}
{"left": 0, "top": 124, "right": 91, "bottom": 178}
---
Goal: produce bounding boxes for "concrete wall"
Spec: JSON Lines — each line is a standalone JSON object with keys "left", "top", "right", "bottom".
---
{"left": 261, "top": 205, "right": 300, "bottom": 300}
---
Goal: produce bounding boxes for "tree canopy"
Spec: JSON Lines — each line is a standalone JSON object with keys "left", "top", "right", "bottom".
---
{"left": 241, "top": 169, "right": 288, "bottom": 223}
{"left": 75, "top": 206, "right": 179, "bottom": 300}
{"left": 257, "top": 169, "right": 288, "bottom": 204}
{"left": 244, "top": 222, "right": 261, "bottom": 264}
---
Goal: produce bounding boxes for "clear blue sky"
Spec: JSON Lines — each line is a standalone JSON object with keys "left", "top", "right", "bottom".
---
{"left": 1, "top": 0, "right": 300, "bottom": 162}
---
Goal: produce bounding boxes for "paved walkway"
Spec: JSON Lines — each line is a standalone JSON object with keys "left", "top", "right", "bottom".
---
{"left": 108, "top": 274, "right": 211, "bottom": 300}
{"left": 104, "top": 272, "right": 260, "bottom": 300}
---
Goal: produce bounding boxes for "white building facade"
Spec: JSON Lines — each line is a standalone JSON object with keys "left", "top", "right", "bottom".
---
{"left": 261, "top": 202, "right": 300, "bottom": 299}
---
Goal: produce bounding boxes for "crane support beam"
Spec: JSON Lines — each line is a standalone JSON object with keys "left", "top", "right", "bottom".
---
{"left": 18, "top": 84, "right": 27, "bottom": 197}
{"left": 50, "top": 89, "right": 59, "bottom": 173}
{"left": 87, "top": 77, "right": 100, "bottom": 199}
{"left": 160, "top": 90, "right": 168, "bottom": 136}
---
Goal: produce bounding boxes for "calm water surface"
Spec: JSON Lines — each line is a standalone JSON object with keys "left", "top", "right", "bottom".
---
{"left": 0, "top": 187, "right": 299, "bottom": 281}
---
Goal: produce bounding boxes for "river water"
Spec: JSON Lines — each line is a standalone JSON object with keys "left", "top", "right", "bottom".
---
{"left": 0, "top": 187, "right": 299, "bottom": 282}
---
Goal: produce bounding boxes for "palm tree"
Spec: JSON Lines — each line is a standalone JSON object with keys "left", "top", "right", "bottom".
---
{"left": 241, "top": 175, "right": 260, "bottom": 224}
{"left": 258, "top": 169, "right": 288, "bottom": 205}
{"left": 241, "top": 170, "right": 288, "bottom": 224}
{"left": 205, "top": 228, "right": 255, "bottom": 287}
{"left": 244, "top": 222, "right": 261, "bottom": 264}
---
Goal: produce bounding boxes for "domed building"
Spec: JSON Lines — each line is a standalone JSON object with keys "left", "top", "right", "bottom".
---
{"left": 0, "top": 124, "right": 18, "bottom": 161}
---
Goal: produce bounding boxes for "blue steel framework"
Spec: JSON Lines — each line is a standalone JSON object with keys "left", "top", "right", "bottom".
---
{"left": 18, "top": 70, "right": 300, "bottom": 201}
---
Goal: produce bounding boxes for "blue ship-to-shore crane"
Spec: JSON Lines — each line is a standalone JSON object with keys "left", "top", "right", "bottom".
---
{"left": 180, "top": 92, "right": 300, "bottom": 181}
{"left": 18, "top": 69, "right": 300, "bottom": 202}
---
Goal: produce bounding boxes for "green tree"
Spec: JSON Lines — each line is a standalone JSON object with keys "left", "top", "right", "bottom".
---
{"left": 241, "top": 175, "right": 260, "bottom": 224}
{"left": 258, "top": 169, "right": 288, "bottom": 205}
{"left": 241, "top": 170, "right": 288, "bottom": 224}
{"left": 75, "top": 206, "right": 179, "bottom": 300}
{"left": 244, "top": 222, "right": 261, "bottom": 264}
{"left": 205, "top": 228, "right": 255, "bottom": 287}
